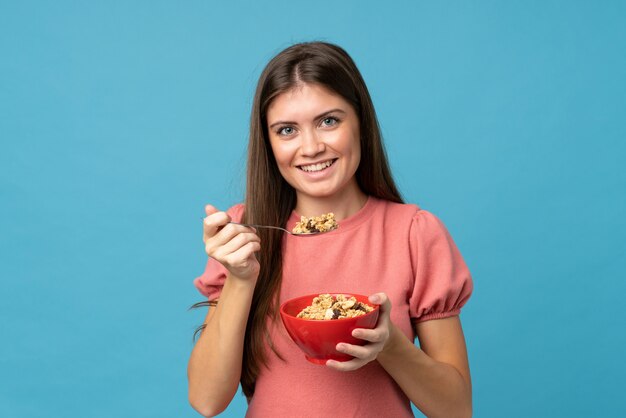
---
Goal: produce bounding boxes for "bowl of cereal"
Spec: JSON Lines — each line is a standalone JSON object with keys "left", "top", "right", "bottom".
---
{"left": 279, "top": 293, "right": 380, "bottom": 364}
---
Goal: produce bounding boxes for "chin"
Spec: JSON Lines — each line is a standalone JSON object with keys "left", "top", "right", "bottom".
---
{"left": 300, "top": 185, "right": 343, "bottom": 199}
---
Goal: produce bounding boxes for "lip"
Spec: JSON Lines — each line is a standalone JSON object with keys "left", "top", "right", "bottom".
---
{"left": 296, "top": 158, "right": 337, "bottom": 169}
{"left": 296, "top": 158, "right": 338, "bottom": 179}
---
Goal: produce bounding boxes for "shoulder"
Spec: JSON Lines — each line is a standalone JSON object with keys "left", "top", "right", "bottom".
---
{"left": 372, "top": 198, "right": 453, "bottom": 243}
{"left": 374, "top": 198, "right": 432, "bottom": 226}
{"left": 372, "top": 197, "right": 420, "bottom": 218}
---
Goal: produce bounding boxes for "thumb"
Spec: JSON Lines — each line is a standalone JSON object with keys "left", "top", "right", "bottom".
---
{"left": 205, "top": 204, "right": 218, "bottom": 216}
{"left": 369, "top": 293, "right": 391, "bottom": 314}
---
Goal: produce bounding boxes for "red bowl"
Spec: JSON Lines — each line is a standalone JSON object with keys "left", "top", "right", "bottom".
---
{"left": 279, "top": 293, "right": 380, "bottom": 364}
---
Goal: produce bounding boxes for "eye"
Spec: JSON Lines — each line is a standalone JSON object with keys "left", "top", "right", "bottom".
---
{"left": 321, "top": 116, "right": 338, "bottom": 127}
{"left": 278, "top": 126, "right": 295, "bottom": 136}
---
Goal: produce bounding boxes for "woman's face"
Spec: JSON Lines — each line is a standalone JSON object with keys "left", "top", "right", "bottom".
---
{"left": 266, "top": 83, "right": 361, "bottom": 202}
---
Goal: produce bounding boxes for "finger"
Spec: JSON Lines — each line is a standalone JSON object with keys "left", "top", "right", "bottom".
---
{"left": 202, "top": 204, "right": 219, "bottom": 241}
{"left": 212, "top": 223, "right": 258, "bottom": 247}
{"left": 368, "top": 292, "right": 391, "bottom": 310}
{"left": 223, "top": 241, "right": 261, "bottom": 266}
{"left": 203, "top": 211, "right": 232, "bottom": 242}
{"left": 206, "top": 230, "right": 259, "bottom": 261}
{"left": 205, "top": 204, "right": 218, "bottom": 216}
{"left": 351, "top": 328, "right": 386, "bottom": 343}
{"left": 335, "top": 343, "right": 375, "bottom": 360}
{"left": 326, "top": 358, "right": 368, "bottom": 372}
{"left": 369, "top": 292, "right": 392, "bottom": 323}
{"left": 214, "top": 232, "right": 261, "bottom": 259}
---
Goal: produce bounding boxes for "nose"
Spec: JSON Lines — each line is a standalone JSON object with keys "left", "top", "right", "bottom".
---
{"left": 299, "top": 129, "right": 325, "bottom": 157}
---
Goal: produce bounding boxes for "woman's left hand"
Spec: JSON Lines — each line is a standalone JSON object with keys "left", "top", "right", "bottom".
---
{"left": 326, "top": 292, "right": 393, "bottom": 372}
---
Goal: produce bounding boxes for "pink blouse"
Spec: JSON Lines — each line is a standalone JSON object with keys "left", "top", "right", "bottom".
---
{"left": 194, "top": 197, "right": 473, "bottom": 417}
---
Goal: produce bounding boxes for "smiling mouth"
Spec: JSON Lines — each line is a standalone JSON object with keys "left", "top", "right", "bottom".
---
{"left": 298, "top": 159, "right": 337, "bottom": 173}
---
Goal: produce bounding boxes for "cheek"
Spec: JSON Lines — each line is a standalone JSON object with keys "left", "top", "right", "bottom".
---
{"left": 270, "top": 140, "right": 296, "bottom": 168}
{"left": 347, "top": 132, "right": 361, "bottom": 166}
{"left": 351, "top": 146, "right": 362, "bottom": 174}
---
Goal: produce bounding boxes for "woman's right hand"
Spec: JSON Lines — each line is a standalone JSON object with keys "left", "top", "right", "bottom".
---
{"left": 203, "top": 204, "right": 261, "bottom": 281}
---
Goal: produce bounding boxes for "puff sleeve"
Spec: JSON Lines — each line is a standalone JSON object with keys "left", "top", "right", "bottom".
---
{"left": 193, "top": 204, "right": 245, "bottom": 301}
{"left": 408, "top": 210, "right": 473, "bottom": 323}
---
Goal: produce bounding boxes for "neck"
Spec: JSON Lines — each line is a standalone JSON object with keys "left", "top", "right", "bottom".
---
{"left": 294, "top": 183, "right": 368, "bottom": 221}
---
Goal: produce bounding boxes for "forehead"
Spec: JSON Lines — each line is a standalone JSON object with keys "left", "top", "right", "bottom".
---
{"left": 266, "top": 83, "right": 351, "bottom": 122}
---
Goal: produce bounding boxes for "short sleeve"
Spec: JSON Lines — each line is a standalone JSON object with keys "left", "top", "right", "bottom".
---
{"left": 193, "top": 204, "right": 245, "bottom": 301}
{"left": 408, "top": 210, "right": 473, "bottom": 323}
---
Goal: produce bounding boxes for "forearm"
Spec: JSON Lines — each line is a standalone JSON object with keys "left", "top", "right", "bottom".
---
{"left": 377, "top": 325, "right": 472, "bottom": 418}
{"left": 187, "top": 275, "right": 255, "bottom": 416}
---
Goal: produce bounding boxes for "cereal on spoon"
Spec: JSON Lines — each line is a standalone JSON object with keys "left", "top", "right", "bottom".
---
{"left": 292, "top": 213, "right": 338, "bottom": 234}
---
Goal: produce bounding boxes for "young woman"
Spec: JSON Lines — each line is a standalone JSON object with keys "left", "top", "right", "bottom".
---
{"left": 188, "top": 42, "right": 473, "bottom": 418}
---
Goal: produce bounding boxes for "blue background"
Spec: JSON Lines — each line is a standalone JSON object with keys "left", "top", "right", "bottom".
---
{"left": 1, "top": 1, "right": 625, "bottom": 417}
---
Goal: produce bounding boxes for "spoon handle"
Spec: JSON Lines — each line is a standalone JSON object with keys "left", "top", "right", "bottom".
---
{"left": 228, "top": 222, "right": 294, "bottom": 234}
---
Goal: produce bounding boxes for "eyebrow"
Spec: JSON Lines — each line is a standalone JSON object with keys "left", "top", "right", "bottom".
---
{"left": 268, "top": 108, "right": 347, "bottom": 129}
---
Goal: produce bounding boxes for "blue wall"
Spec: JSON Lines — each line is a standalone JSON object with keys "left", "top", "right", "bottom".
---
{"left": 1, "top": 1, "right": 624, "bottom": 417}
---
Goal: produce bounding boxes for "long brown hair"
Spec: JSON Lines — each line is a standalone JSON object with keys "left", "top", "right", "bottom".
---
{"left": 239, "top": 41, "right": 403, "bottom": 398}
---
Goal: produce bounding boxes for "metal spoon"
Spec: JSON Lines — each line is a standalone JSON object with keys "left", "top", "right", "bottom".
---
{"left": 228, "top": 222, "right": 323, "bottom": 236}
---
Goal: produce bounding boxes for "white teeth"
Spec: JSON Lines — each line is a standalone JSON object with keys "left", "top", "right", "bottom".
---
{"left": 300, "top": 160, "right": 334, "bottom": 172}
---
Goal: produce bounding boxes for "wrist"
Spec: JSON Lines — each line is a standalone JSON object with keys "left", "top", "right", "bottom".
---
{"left": 378, "top": 324, "right": 409, "bottom": 361}
{"left": 226, "top": 272, "right": 258, "bottom": 292}
{"left": 228, "top": 264, "right": 260, "bottom": 284}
